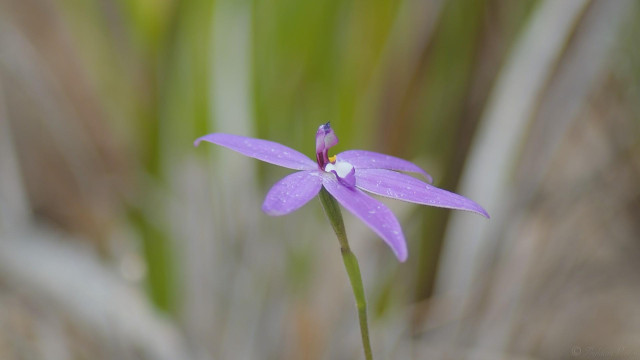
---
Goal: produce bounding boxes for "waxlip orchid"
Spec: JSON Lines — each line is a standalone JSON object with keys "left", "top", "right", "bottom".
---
{"left": 195, "top": 123, "right": 488, "bottom": 262}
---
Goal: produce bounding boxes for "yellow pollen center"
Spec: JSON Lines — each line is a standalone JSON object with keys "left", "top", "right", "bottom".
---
{"left": 328, "top": 155, "right": 337, "bottom": 163}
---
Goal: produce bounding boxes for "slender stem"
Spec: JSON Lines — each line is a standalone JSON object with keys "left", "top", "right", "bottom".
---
{"left": 318, "top": 188, "right": 373, "bottom": 360}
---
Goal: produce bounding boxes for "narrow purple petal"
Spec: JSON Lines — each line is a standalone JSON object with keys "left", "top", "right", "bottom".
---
{"left": 337, "top": 150, "right": 433, "bottom": 183}
{"left": 355, "top": 169, "right": 489, "bottom": 218}
{"left": 195, "top": 133, "right": 317, "bottom": 170}
{"left": 322, "top": 176, "right": 408, "bottom": 262}
{"left": 262, "top": 171, "right": 323, "bottom": 216}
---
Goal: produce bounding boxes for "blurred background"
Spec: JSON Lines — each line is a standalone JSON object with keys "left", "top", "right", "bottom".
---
{"left": 0, "top": 0, "right": 639, "bottom": 359}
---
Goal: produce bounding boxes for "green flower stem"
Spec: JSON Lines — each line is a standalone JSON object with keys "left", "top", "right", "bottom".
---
{"left": 318, "top": 188, "right": 373, "bottom": 360}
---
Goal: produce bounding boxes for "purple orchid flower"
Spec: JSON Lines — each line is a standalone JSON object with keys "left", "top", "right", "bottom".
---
{"left": 195, "top": 123, "right": 488, "bottom": 262}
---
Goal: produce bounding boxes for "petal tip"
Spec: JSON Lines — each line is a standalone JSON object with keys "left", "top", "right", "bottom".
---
{"left": 411, "top": 167, "right": 434, "bottom": 183}
{"left": 476, "top": 207, "right": 490, "bottom": 219}
{"left": 261, "top": 204, "right": 282, "bottom": 216}
{"left": 194, "top": 134, "right": 215, "bottom": 147}
{"left": 465, "top": 205, "right": 490, "bottom": 219}
{"left": 397, "top": 251, "right": 408, "bottom": 262}
{"left": 423, "top": 172, "right": 434, "bottom": 184}
{"left": 391, "top": 236, "right": 408, "bottom": 262}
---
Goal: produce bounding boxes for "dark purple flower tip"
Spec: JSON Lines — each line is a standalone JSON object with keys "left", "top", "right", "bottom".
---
{"left": 315, "top": 123, "right": 338, "bottom": 168}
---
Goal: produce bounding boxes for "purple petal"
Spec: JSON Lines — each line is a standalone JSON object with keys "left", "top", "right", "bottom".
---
{"left": 322, "top": 176, "right": 407, "bottom": 262}
{"left": 195, "top": 133, "right": 317, "bottom": 170}
{"left": 337, "top": 150, "right": 433, "bottom": 183}
{"left": 355, "top": 169, "right": 489, "bottom": 218}
{"left": 262, "top": 171, "right": 323, "bottom": 216}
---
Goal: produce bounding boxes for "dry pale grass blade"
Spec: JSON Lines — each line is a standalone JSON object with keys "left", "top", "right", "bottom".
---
{"left": 171, "top": 2, "right": 266, "bottom": 359}
{"left": 427, "top": 0, "right": 638, "bottom": 358}
{"left": 0, "top": 79, "right": 29, "bottom": 232}
{"left": 472, "top": 0, "right": 634, "bottom": 353}
{"left": 427, "top": 0, "right": 591, "bottom": 356}
{"left": 515, "top": 0, "right": 633, "bottom": 201}
{"left": 0, "top": 229, "right": 192, "bottom": 360}
{"left": 0, "top": 8, "right": 127, "bottom": 242}
{"left": 434, "top": 0, "right": 591, "bottom": 311}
